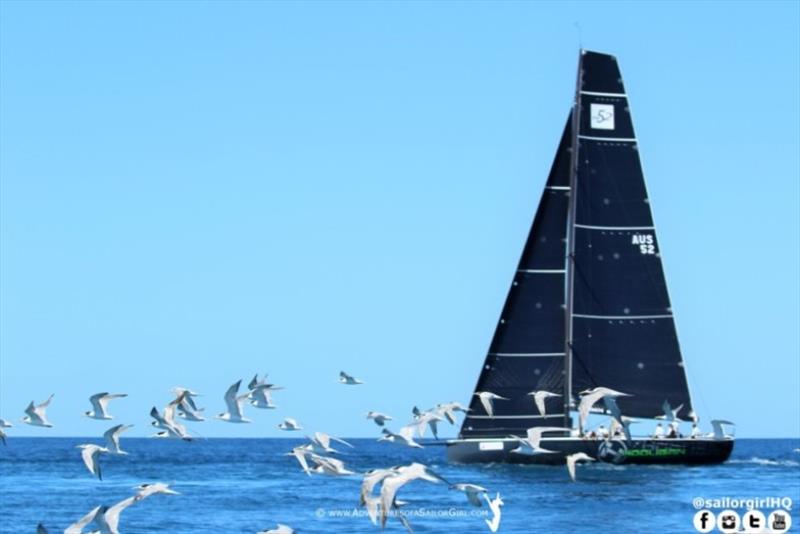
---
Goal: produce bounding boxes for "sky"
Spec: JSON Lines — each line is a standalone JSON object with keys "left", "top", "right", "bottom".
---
{"left": 1, "top": 1, "right": 798, "bottom": 439}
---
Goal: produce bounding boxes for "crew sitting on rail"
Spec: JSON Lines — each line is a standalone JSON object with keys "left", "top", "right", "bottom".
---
{"left": 666, "top": 422, "right": 681, "bottom": 438}
{"left": 653, "top": 423, "right": 665, "bottom": 439}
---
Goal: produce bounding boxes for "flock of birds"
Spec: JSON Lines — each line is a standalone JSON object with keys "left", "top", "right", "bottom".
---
{"left": 3, "top": 375, "right": 670, "bottom": 533}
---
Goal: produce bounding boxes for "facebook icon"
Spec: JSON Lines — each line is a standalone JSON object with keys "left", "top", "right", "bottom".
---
{"left": 693, "top": 509, "right": 716, "bottom": 533}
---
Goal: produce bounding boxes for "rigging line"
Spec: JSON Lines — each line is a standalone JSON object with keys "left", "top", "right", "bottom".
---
{"left": 570, "top": 345, "right": 601, "bottom": 390}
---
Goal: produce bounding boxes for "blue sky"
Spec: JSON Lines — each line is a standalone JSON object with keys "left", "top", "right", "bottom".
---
{"left": 1, "top": 1, "right": 798, "bottom": 438}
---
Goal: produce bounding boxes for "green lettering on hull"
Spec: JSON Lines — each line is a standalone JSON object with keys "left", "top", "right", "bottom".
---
{"left": 624, "top": 447, "right": 686, "bottom": 457}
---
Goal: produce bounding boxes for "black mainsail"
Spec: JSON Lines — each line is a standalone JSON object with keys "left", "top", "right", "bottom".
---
{"left": 460, "top": 50, "right": 693, "bottom": 440}
{"left": 461, "top": 115, "right": 572, "bottom": 438}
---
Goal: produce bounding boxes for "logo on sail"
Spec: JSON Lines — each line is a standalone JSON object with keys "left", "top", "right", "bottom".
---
{"left": 590, "top": 103, "right": 615, "bottom": 130}
{"left": 631, "top": 234, "right": 656, "bottom": 255}
{"left": 483, "top": 492, "right": 503, "bottom": 532}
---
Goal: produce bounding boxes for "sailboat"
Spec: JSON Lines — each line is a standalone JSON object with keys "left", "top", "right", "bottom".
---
{"left": 446, "top": 50, "right": 734, "bottom": 465}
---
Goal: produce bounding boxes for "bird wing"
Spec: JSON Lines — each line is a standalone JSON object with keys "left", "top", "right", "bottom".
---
{"left": 566, "top": 455, "right": 577, "bottom": 482}
{"left": 103, "top": 424, "right": 124, "bottom": 451}
{"left": 361, "top": 469, "right": 392, "bottom": 505}
{"left": 428, "top": 418, "right": 440, "bottom": 439}
{"left": 79, "top": 446, "right": 100, "bottom": 478}
{"left": 578, "top": 391, "right": 602, "bottom": 432}
{"left": 247, "top": 374, "right": 261, "bottom": 390}
{"left": 478, "top": 394, "right": 494, "bottom": 417}
{"left": 330, "top": 434, "right": 353, "bottom": 448}
{"left": 293, "top": 449, "right": 311, "bottom": 475}
{"left": 102, "top": 496, "right": 137, "bottom": 534}
{"left": 534, "top": 392, "right": 546, "bottom": 416}
{"left": 399, "top": 424, "right": 417, "bottom": 441}
{"left": 396, "top": 509, "right": 414, "bottom": 533}
{"left": 364, "top": 495, "right": 380, "bottom": 525}
{"left": 24, "top": 401, "right": 39, "bottom": 420}
{"left": 379, "top": 475, "right": 406, "bottom": 528}
{"left": 466, "top": 489, "right": 483, "bottom": 507}
{"left": 64, "top": 505, "right": 101, "bottom": 534}
{"left": 37, "top": 394, "right": 54, "bottom": 410}
{"left": 525, "top": 426, "right": 569, "bottom": 449}
{"left": 223, "top": 381, "right": 244, "bottom": 417}
{"left": 313, "top": 432, "right": 331, "bottom": 450}
{"left": 89, "top": 393, "right": 109, "bottom": 416}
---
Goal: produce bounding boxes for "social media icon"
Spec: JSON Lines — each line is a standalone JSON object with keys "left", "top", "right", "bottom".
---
{"left": 692, "top": 510, "right": 716, "bottom": 533}
{"left": 741, "top": 510, "right": 766, "bottom": 533}
{"left": 768, "top": 510, "right": 792, "bottom": 533}
{"left": 717, "top": 509, "right": 740, "bottom": 533}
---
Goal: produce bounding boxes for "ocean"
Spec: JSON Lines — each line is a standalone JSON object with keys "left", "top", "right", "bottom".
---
{"left": 1, "top": 438, "right": 798, "bottom": 533}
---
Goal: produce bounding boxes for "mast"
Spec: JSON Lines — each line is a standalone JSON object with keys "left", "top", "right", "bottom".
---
{"left": 562, "top": 50, "right": 584, "bottom": 429}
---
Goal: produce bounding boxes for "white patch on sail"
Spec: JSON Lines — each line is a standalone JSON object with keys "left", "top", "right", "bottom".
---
{"left": 590, "top": 103, "right": 615, "bottom": 130}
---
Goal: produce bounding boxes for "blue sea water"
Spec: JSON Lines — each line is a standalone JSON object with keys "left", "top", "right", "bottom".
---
{"left": 1, "top": 438, "right": 798, "bottom": 533}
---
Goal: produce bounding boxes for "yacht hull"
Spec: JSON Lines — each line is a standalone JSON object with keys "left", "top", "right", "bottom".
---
{"left": 446, "top": 437, "right": 734, "bottom": 465}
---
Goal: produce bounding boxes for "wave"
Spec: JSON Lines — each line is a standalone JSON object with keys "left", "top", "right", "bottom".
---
{"left": 728, "top": 457, "right": 800, "bottom": 467}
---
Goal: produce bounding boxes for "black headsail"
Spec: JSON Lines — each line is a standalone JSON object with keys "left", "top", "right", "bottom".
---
{"left": 459, "top": 114, "right": 572, "bottom": 439}
{"left": 567, "top": 50, "right": 693, "bottom": 419}
{"left": 459, "top": 50, "right": 694, "bottom": 439}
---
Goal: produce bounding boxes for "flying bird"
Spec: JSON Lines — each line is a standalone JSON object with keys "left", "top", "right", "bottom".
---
{"left": 278, "top": 418, "right": 303, "bottom": 431}
{"left": 248, "top": 373, "right": 284, "bottom": 392}
{"left": 413, "top": 408, "right": 444, "bottom": 439}
{"left": 566, "top": 452, "right": 596, "bottom": 482}
{"left": 360, "top": 467, "right": 399, "bottom": 506}
{"left": 710, "top": 419, "right": 735, "bottom": 440}
{"left": 577, "top": 387, "right": 630, "bottom": 435}
{"left": 510, "top": 426, "right": 569, "bottom": 455}
{"left": 379, "top": 463, "right": 447, "bottom": 528}
{"left": 249, "top": 387, "right": 278, "bottom": 410}
{"left": 103, "top": 424, "right": 134, "bottom": 455}
{"left": 215, "top": 380, "right": 251, "bottom": 423}
{"left": 366, "top": 411, "right": 393, "bottom": 426}
{"left": 309, "top": 431, "right": 353, "bottom": 454}
{"left": 134, "top": 482, "right": 180, "bottom": 500}
{"left": 338, "top": 371, "right": 363, "bottom": 385}
{"left": 247, "top": 374, "right": 283, "bottom": 408}
{"left": 64, "top": 505, "right": 101, "bottom": 534}
{"left": 435, "top": 402, "right": 470, "bottom": 424}
{"left": 0, "top": 418, "right": 12, "bottom": 428}
{"left": 77, "top": 444, "right": 109, "bottom": 480}
{"left": 655, "top": 400, "right": 685, "bottom": 423}
{"left": 527, "top": 390, "right": 561, "bottom": 417}
{"left": 95, "top": 496, "right": 137, "bottom": 534}
{"left": 286, "top": 444, "right": 314, "bottom": 475}
{"left": 474, "top": 391, "right": 508, "bottom": 417}
{"left": 150, "top": 400, "right": 191, "bottom": 440}
{"left": 172, "top": 387, "right": 205, "bottom": 421}
{"left": 378, "top": 426, "right": 423, "bottom": 448}
{"left": 22, "top": 394, "right": 54, "bottom": 428}
{"left": 85, "top": 393, "right": 127, "bottom": 420}
{"left": 308, "top": 453, "right": 356, "bottom": 476}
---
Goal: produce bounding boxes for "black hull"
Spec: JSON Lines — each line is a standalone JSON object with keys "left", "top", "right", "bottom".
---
{"left": 446, "top": 437, "right": 734, "bottom": 465}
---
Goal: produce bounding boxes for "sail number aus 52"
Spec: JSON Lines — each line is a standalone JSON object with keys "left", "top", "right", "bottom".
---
{"left": 631, "top": 234, "right": 656, "bottom": 255}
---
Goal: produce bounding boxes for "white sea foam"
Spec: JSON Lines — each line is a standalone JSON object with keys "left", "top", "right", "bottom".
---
{"left": 728, "top": 457, "right": 799, "bottom": 467}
